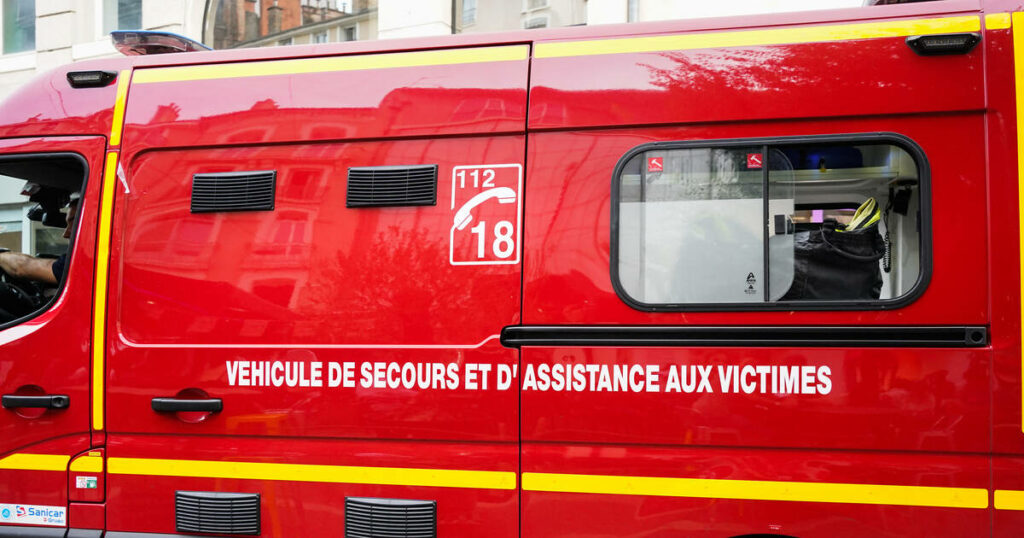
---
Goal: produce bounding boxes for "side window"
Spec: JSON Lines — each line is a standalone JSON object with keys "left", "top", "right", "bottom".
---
{"left": 612, "top": 136, "right": 927, "bottom": 309}
{"left": 0, "top": 155, "right": 86, "bottom": 325}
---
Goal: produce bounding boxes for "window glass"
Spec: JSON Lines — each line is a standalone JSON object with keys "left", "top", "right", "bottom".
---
{"left": 2, "top": 0, "right": 34, "bottom": 54}
{"left": 614, "top": 138, "right": 925, "bottom": 308}
{"left": 0, "top": 155, "right": 85, "bottom": 325}
{"left": 523, "top": 16, "right": 547, "bottom": 29}
{"left": 103, "top": 0, "right": 142, "bottom": 34}
{"left": 462, "top": 0, "right": 476, "bottom": 25}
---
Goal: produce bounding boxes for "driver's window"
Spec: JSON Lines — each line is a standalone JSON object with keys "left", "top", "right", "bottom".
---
{"left": 0, "top": 155, "right": 86, "bottom": 326}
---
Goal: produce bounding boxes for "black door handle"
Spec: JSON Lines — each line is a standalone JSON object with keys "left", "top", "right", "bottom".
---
{"left": 2, "top": 394, "right": 70, "bottom": 409}
{"left": 151, "top": 397, "right": 222, "bottom": 413}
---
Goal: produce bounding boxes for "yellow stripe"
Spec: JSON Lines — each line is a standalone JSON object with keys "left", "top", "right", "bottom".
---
{"left": 522, "top": 472, "right": 988, "bottom": 509}
{"left": 987, "top": 13, "right": 1012, "bottom": 30}
{"left": 69, "top": 455, "right": 103, "bottom": 473}
{"left": 107, "top": 457, "right": 516, "bottom": 490}
{"left": 133, "top": 45, "right": 529, "bottom": 85}
{"left": 91, "top": 151, "right": 119, "bottom": 431}
{"left": 995, "top": 490, "right": 1024, "bottom": 510}
{"left": 108, "top": 69, "right": 131, "bottom": 146}
{"left": 1015, "top": 12, "right": 1024, "bottom": 434}
{"left": 0, "top": 453, "right": 70, "bottom": 472}
{"left": 536, "top": 15, "right": 980, "bottom": 58}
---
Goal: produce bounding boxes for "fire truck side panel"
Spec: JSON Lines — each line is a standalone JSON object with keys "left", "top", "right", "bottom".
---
{"left": 521, "top": 8, "right": 993, "bottom": 538}
{"left": 106, "top": 435, "right": 517, "bottom": 537}
{"left": 527, "top": 12, "right": 983, "bottom": 131}
{"left": 102, "top": 46, "right": 527, "bottom": 535}
{"left": 522, "top": 444, "right": 989, "bottom": 538}
{"left": 981, "top": 11, "right": 1024, "bottom": 460}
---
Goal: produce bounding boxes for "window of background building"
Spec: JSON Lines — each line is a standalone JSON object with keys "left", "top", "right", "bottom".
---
{"left": 627, "top": 0, "right": 639, "bottom": 22}
{"left": 525, "top": 0, "right": 548, "bottom": 11}
{"left": 207, "top": 0, "right": 360, "bottom": 49}
{"left": 0, "top": 217, "right": 20, "bottom": 251}
{"left": 343, "top": 26, "right": 355, "bottom": 40}
{"left": 103, "top": 0, "right": 142, "bottom": 34}
{"left": 278, "top": 37, "right": 293, "bottom": 46}
{"left": 2, "top": 0, "right": 34, "bottom": 54}
{"left": 461, "top": 0, "right": 476, "bottom": 25}
{"left": 523, "top": 16, "right": 547, "bottom": 29}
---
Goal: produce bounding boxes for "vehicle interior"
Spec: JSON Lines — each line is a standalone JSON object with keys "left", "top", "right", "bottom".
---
{"left": 616, "top": 140, "right": 923, "bottom": 306}
{"left": 0, "top": 154, "right": 86, "bottom": 324}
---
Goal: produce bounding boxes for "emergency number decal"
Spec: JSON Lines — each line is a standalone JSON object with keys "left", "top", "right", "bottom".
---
{"left": 0, "top": 503, "right": 66, "bottom": 526}
{"left": 449, "top": 164, "right": 522, "bottom": 266}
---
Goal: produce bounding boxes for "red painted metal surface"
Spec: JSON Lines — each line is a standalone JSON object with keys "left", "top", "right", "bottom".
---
{"left": 521, "top": 346, "right": 989, "bottom": 451}
{"left": 1, "top": 1, "right": 1023, "bottom": 536}
{"left": 522, "top": 114, "right": 987, "bottom": 325}
{"left": 102, "top": 49, "right": 527, "bottom": 534}
{"left": 523, "top": 444, "right": 989, "bottom": 537}
{"left": 0, "top": 435, "right": 88, "bottom": 507}
{"left": 106, "top": 435, "right": 517, "bottom": 537}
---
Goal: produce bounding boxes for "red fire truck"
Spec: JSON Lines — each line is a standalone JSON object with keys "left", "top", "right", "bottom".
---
{"left": 0, "top": 0, "right": 1020, "bottom": 536}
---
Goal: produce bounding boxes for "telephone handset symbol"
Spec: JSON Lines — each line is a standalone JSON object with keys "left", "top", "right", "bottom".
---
{"left": 453, "top": 187, "right": 517, "bottom": 230}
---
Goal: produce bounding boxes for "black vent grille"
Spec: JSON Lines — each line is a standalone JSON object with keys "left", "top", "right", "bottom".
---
{"left": 191, "top": 170, "right": 276, "bottom": 213}
{"left": 347, "top": 165, "right": 437, "bottom": 208}
{"left": 176, "top": 491, "right": 260, "bottom": 535}
{"left": 345, "top": 497, "right": 436, "bottom": 538}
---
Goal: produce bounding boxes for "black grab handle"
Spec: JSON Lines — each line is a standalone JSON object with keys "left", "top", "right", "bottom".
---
{"left": 2, "top": 394, "right": 70, "bottom": 409}
{"left": 151, "top": 398, "right": 222, "bottom": 413}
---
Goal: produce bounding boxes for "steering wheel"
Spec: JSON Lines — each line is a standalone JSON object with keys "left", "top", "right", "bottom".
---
{"left": 0, "top": 264, "right": 45, "bottom": 322}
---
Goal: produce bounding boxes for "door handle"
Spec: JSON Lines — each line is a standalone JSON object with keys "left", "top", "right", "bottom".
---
{"left": 151, "top": 397, "right": 222, "bottom": 413}
{"left": 2, "top": 394, "right": 70, "bottom": 409}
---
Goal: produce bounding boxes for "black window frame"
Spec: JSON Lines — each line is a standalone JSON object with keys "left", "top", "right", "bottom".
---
{"left": 609, "top": 132, "right": 932, "bottom": 312}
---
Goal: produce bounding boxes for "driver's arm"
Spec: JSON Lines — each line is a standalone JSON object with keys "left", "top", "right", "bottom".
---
{"left": 0, "top": 251, "right": 57, "bottom": 285}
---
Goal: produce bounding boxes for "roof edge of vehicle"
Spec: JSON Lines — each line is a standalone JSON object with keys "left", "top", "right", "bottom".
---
{"left": 63, "top": 0, "right": 981, "bottom": 75}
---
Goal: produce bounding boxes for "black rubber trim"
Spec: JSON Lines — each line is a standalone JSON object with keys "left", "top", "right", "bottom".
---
{"left": 0, "top": 527, "right": 65, "bottom": 538}
{"left": 609, "top": 132, "right": 932, "bottom": 312}
{"left": 500, "top": 325, "right": 988, "bottom": 348}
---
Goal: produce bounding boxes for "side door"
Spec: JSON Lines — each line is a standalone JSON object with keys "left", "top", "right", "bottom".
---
{"left": 0, "top": 136, "right": 106, "bottom": 533}
{"left": 103, "top": 44, "right": 528, "bottom": 536}
{"left": 521, "top": 6, "right": 990, "bottom": 538}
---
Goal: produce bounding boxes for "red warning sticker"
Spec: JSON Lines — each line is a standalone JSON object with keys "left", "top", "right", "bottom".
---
{"left": 647, "top": 157, "right": 663, "bottom": 172}
{"left": 747, "top": 153, "right": 763, "bottom": 169}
